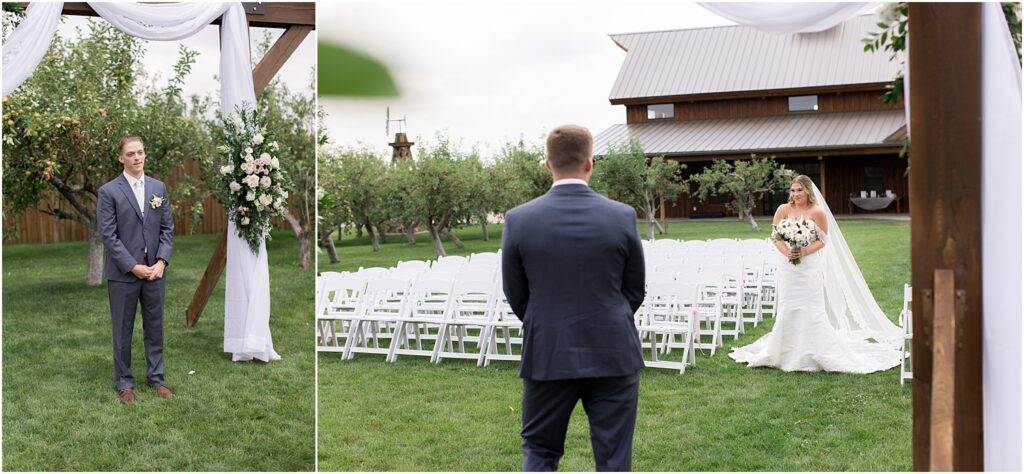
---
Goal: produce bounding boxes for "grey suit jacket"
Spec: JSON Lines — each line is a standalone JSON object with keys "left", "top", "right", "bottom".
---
{"left": 501, "top": 183, "right": 646, "bottom": 381}
{"left": 97, "top": 174, "right": 174, "bottom": 282}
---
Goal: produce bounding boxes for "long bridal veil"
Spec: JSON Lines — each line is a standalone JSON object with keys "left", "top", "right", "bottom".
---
{"left": 811, "top": 182, "right": 903, "bottom": 348}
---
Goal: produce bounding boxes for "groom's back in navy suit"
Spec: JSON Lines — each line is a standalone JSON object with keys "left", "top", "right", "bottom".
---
{"left": 501, "top": 125, "right": 645, "bottom": 472}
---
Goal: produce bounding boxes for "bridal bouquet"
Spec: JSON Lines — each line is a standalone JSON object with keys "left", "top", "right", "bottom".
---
{"left": 771, "top": 218, "right": 816, "bottom": 265}
{"left": 218, "top": 108, "right": 290, "bottom": 253}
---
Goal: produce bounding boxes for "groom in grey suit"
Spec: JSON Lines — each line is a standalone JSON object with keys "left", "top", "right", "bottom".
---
{"left": 97, "top": 135, "right": 174, "bottom": 405}
{"left": 502, "top": 125, "right": 646, "bottom": 471}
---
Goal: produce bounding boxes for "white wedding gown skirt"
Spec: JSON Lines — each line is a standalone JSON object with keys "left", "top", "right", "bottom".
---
{"left": 729, "top": 249, "right": 900, "bottom": 373}
{"left": 223, "top": 220, "right": 281, "bottom": 362}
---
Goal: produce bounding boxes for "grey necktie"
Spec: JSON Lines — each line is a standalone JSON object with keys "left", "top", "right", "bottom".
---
{"left": 133, "top": 180, "right": 145, "bottom": 217}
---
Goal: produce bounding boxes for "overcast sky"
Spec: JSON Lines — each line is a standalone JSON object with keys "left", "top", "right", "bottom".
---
{"left": 319, "top": 0, "right": 736, "bottom": 158}
{"left": 55, "top": 15, "right": 316, "bottom": 112}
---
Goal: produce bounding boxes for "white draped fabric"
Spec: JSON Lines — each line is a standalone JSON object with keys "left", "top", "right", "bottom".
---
{"left": 698, "top": 2, "right": 875, "bottom": 33}
{"left": 700, "top": 3, "right": 1022, "bottom": 469}
{"left": 980, "top": 2, "right": 1022, "bottom": 471}
{"left": 811, "top": 182, "right": 903, "bottom": 345}
{"left": 1, "top": 2, "right": 63, "bottom": 96}
{"left": 224, "top": 221, "right": 280, "bottom": 362}
{"left": 3, "top": 2, "right": 279, "bottom": 362}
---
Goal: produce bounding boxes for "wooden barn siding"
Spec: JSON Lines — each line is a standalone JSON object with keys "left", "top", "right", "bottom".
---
{"left": 625, "top": 91, "right": 903, "bottom": 124}
{"left": 656, "top": 153, "right": 908, "bottom": 219}
{"left": 3, "top": 158, "right": 292, "bottom": 245}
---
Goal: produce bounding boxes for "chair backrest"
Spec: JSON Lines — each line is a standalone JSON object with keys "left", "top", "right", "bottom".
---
{"left": 354, "top": 267, "right": 388, "bottom": 280}
{"left": 455, "top": 270, "right": 495, "bottom": 283}
{"left": 449, "top": 279, "right": 497, "bottom": 321}
{"left": 433, "top": 255, "right": 468, "bottom": 269}
{"left": 396, "top": 260, "right": 431, "bottom": 271}
{"left": 469, "top": 252, "right": 499, "bottom": 265}
{"left": 407, "top": 279, "right": 455, "bottom": 320}
{"left": 320, "top": 274, "right": 368, "bottom": 316}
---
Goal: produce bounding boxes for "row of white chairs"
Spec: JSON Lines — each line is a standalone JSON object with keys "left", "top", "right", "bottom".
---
{"left": 317, "top": 275, "right": 522, "bottom": 366}
{"left": 318, "top": 255, "right": 780, "bottom": 375}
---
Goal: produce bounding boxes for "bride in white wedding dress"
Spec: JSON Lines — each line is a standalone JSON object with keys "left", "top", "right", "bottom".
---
{"left": 729, "top": 175, "right": 902, "bottom": 373}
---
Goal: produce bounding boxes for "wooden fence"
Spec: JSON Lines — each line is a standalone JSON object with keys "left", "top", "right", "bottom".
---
{"left": 3, "top": 158, "right": 291, "bottom": 245}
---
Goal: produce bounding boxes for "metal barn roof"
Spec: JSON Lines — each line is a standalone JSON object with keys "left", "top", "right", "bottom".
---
{"left": 608, "top": 15, "right": 902, "bottom": 101}
{"left": 592, "top": 110, "right": 905, "bottom": 157}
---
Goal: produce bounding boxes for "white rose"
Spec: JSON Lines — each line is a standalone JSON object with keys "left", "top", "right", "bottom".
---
{"left": 259, "top": 152, "right": 271, "bottom": 162}
{"left": 229, "top": 181, "right": 241, "bottom": 193}
{"left": 274, "top": 198, "right": 283, "bottom": 208}
{"left": 253, "top": 133, "right": 264, "bottom": 145}
{"left": 271, "top": 157, "right": 280, "bottom": 169}
{"left": 256, "top": 203, "right": 265, "bottom": 212}
{"left": 244, "top": 175, "right": 260, "bottom": 188}
{"left": 260, "top": 194, "right": 274, "bottom": 206}
{"left": 240, "top": 217, "right": 250, "bottom": 225}
{"left": 220, "top": 164, "right": 234, "bottom": 175}
{"left": 244, "top": 154, "right": 254, "bottom": 163}
{"left": 244, "top": 147, "right": 253, "bottom": 154}
{"left": 245, "top": 191, "right": 255, "bottom": 202}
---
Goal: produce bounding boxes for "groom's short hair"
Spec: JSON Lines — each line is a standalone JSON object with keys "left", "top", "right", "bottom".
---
{"left": 546, "top": 125, "right": 592, "bottom": 172}
{"left": 118, "top": 135, "right": 143, "bottom": 154}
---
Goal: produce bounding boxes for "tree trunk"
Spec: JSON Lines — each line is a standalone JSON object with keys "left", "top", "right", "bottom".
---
{"left": 356, "top": 224, "right": 363, "bottom": 238}
{"left": 744, "top": 206, "right": 760, "bottom": 231}
{"left": 405, "top": 224, "right": 417, "bottom": 245}
{"left": 444, "top": 227, "right": 465, "bottom": 248}
{"left": 319, "top": 229, "right": 340, "bottom": 264}
{"left": 654, "top": 218, "right": 666, "bottom": 234}
{"left": 429, "top": 223, "right": 446, "bottom": 257}
{"left": 87, "top": 228, "right": 104, "bottom": 287}
{"left": 296, "top": 231, "right": 311, "bottom": 268}
{"left": 643, "top": 202, "right": 656, "bottom": 241}
{"left": 365, "top": 217, "right": 380, "bottom": 252}
{"left": 282, "top": 209, "right": 312, "bottom": 269}
{"left": 377, "top": 223, "right": 388, "bottom": 244}
{"left": 480, "top": 217, "right": 490, "bottom": 242}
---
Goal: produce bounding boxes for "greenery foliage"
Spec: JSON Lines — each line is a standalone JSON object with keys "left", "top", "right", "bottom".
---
{"left": 592, "top": 138, "right": 686, "bottom": 240}
{"left": 1, "top": 21, "right": 208, "bottom": 285}
{"left": 686, "top": 155, "right": 794, "bottom": 231}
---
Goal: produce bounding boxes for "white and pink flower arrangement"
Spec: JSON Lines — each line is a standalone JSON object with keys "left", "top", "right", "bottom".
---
{"left": 771, "top": 218, "right": 817, "bottom": 265}
{"left": 218, "top": 108, "right": 289, "bottom": 253}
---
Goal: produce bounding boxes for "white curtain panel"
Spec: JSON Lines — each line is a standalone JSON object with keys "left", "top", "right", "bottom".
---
{"left": 981, "top": 2, "right": 1022, "bottom": 471}
{"left": 1, "top": 2, "right": 63, "bottom": 96}
{"left": 224, "top": 222, "right": 280, "bottom": 362}
{"left": 2, "top": 2, "right": 276, "bottom": 362}
{"left": 697, "top": 2, "right": 876, "bottom": 33}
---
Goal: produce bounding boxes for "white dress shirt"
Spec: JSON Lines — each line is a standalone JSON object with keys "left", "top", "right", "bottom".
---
{"left": 124, "top": 171, "right": 145, "bottom": 217}
{"left": 551, "top": 178, "right": 589, "bottom": 188}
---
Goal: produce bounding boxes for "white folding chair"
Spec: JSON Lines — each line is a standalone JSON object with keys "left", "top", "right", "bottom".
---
{"left": 432, "top": 279, "right": 496, "bottom": 364}
{"left": 396, "top": 260, "right": 431, "bottom": 271}
{"left": 388, "top": 279, "right": 454, "bottom": 362}
{"left": 317, "top": 275, "right": 367, "bottom": 352}
{"left": 479, "top": 281, "right": 523, "bottom": 366}
{"left": 343, "top": 278, "right": 410, "bottom": 360}
{"left": 900, "top": 283, "right": 913, "bottom": 385}
{"left": 635, "top": 282, "right": 699, "bottom": 374}
{"left": 701, "top": 264, "right": 746, "bottom": 339}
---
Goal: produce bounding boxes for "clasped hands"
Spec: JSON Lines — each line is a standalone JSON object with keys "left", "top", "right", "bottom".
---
{"left": 131, "top": 260, "right": 166, "bottom": 281}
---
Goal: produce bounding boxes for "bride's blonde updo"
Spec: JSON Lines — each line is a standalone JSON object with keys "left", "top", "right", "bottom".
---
{"left": 787, "top": 175, "right": 817, "bottom": 206}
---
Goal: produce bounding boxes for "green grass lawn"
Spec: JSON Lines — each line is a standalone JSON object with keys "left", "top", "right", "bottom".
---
{"left": 3, "top": 231, "right": 314, "bottom": 471}
{"left": 318, "top": 218, "right": 912, "bottom": 471}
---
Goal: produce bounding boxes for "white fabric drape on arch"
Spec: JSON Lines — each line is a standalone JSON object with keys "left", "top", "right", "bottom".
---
{"left": 2, "top": 2, "right": 279, "bottom": 362}
{"left": 700, "top": 3, "right": 1022, "bottom": 470}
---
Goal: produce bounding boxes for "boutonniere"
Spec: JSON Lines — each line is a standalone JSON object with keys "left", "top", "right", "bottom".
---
{"left": 149, "top": 195, "right": 165, "bottom": 209}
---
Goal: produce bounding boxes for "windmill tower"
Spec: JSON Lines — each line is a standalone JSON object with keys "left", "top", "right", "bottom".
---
{"left": 386, "top": 107, "right": 413, "bottom": 162}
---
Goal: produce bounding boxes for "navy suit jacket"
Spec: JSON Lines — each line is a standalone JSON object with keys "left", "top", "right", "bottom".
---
{"left": 501, "top": 183, "right": 646, "bottom": 381}
{"left": 97, "top": 174, "right": 174, "bottom": 282}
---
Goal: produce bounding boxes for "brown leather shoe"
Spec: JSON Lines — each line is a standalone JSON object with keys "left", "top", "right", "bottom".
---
{"left": 118, "top": 388, "right": 136, "bottom": 405}
{"left": 152, "top": 385, "right": 172, "bottom": 399}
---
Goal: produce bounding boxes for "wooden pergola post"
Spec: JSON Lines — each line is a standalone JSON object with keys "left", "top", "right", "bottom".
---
{"left": 908, "top": 3, "right": 985, "bottom": 470}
